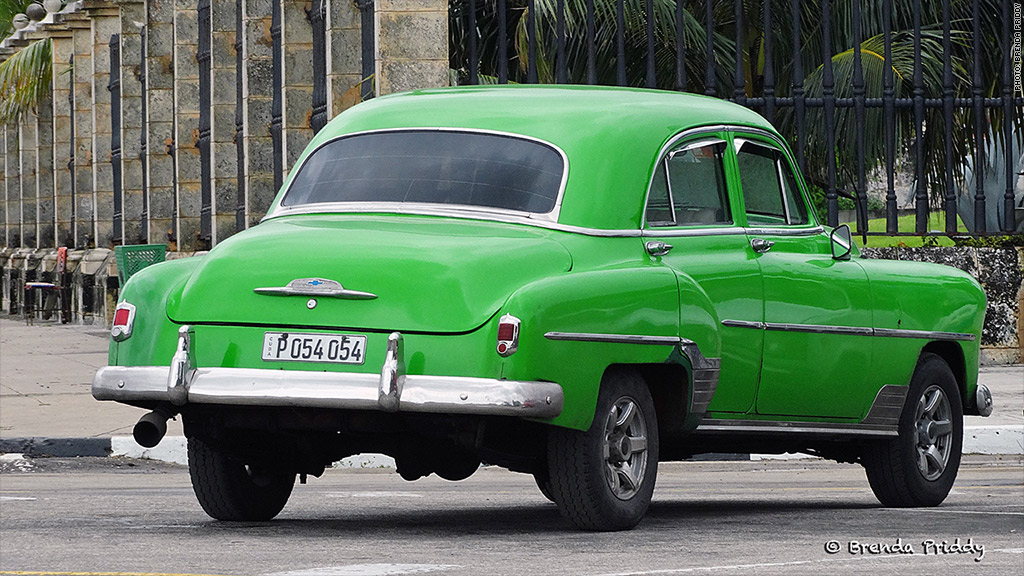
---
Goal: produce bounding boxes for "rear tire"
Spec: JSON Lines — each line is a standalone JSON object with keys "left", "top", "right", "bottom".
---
{"left": 187, "top": 436, "right": 295, "bottom": 521}
{"left": 863, "top": 353, "right": 963, "bottom": 507}
{"left": 547, "top": 370, "right": 659, "bottom": 531}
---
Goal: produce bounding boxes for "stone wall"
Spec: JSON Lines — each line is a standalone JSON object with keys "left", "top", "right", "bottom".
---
{"left": 862, "top": 246, "right": 1024, "bottom": 365}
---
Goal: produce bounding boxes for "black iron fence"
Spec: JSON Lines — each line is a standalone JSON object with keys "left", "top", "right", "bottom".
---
{"left": 450, "top": 0, "right": 1024, "bottom": 237}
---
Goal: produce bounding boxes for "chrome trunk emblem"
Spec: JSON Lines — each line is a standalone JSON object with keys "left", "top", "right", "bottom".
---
{"left": 254, "top": 278, "right": 377, "bottom": 300}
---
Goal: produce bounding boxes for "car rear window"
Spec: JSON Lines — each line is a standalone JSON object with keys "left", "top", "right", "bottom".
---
{"left": 280, "top": 130, "right": 565, "bottom": 214}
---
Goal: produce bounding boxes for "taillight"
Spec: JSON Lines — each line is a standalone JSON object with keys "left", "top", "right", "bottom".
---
{"left": 496, "top": 314, "right": 520, "bottom": 357}
{"left": 111, "top": 301, "right": 136, "bottom": 342}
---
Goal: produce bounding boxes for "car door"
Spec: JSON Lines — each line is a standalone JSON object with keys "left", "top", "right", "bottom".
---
{"left": 730, "top": 133, "right": 876, "bottom": 419}
{"left": 643, "top": 132, "right": 764, "bottom": 414}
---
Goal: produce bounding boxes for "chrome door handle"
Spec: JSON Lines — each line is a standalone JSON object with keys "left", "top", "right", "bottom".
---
{"left": 750, "top": 238, "right": 774, "bottom": 253}
{"left": 645, "top": 240, "right": 673, "bottom": 257}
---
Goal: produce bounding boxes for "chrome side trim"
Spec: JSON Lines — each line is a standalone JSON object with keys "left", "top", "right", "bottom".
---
{"left": 861, "top": 385, "right": 910, "bottom": 427}
{"left": 265, "top": 127, "right": 570, "bottom": 223}
{"left": 873, "top": 328, "right": 976, "bottom": 342}
{"left": 544, "top": 332, "right": 682, "bottom": 345}
{"left": 693, "top": 419, "right": 898, "bottom": 438}
{"left": 744, "top": 226, "right": 824, "bottom": 237}
{"left": 721, "top": 319, "right": 975, "bottom": 341}
{"left": 641, "top": 226, "right": 746, "bottom": 238}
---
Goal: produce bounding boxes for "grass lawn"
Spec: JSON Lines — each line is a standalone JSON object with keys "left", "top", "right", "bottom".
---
{"left": 838, "top": 211, "right": 968, "bottom": 248}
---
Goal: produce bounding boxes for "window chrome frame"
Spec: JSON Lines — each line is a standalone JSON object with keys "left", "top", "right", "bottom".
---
{"left": 264, "top": 127, "right": 571, "bottom": 224}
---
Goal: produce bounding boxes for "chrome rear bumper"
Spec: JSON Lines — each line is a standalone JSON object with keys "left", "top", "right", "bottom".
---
{"left": 93, "top": 326, "right": 564, "bottom": 419}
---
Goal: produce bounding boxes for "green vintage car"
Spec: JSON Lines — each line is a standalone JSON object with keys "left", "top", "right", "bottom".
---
{"left": 94, "top": 85, "right": 993, "bottom": 531}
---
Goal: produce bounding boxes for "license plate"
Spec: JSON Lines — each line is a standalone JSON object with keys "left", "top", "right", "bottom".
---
{"left": 262, "top": 332, "right": 367, "bottom": 365}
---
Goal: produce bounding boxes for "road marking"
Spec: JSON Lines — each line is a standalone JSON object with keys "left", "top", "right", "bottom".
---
{"left": 0, "top": 572, "right": 231, "bottom": 576}
{"left": 324, "top": 491, "right": 424, "bottom": 499}
{"left": 267, "top": 565, "right": 457, "bottom": 576}
{"left": 0, "top": 496, "right": 36, "bottom": 501}
{"left": 880, "top": 508, "right": 1024, "bottom": 516}
{"left": 590, "top": 552, "right": 952, "bottom": 575}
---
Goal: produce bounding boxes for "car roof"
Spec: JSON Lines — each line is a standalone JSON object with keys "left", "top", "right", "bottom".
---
{"left": 295, "top": 85, "right": 780, "bottom": 231}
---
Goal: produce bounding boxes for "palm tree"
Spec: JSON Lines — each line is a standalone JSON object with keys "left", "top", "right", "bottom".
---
{"left": 449, "top": 0, "right": 1022, "bottom": 228}
{"left": 1, "top": 0, "right": 53, "bottom": 124}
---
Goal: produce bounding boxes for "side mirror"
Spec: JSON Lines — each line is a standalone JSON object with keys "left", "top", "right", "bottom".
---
{"left": 830, "top": 224, "right": 852, "bottom": 261}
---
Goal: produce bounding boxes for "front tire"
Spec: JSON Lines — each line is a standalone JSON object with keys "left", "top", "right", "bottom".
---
{"left": 187, "top": 436, "right": 296, "bottom": 521}
{"left": 863, "top": 353, "right": 963, "bottom": 507}
{"left": 547, "top": 370, "right": 659, "bottom": 531}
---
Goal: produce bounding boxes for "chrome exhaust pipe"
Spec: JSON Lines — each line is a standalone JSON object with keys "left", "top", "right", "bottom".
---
{"left": 133, "top": 407, "right": 176, "bottom": 448}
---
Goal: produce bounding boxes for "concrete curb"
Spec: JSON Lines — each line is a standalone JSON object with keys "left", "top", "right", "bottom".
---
{"left": 4, "top": 425, "right": 1021, "bottom": 466}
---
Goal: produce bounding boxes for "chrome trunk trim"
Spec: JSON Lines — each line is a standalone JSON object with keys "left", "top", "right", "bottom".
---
{"left": 254, "top": 277, "right": 377, "bottom": 300}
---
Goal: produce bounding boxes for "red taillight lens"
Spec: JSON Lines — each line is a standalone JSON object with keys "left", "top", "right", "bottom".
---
{"left": 111, "top": 302, "right": 136, "bottom": 342}
{"left": 496, "top": 314, "right": 520, "bottom": 357}
{"left": 114, "top": 307, "right": 131, "bottom": 326}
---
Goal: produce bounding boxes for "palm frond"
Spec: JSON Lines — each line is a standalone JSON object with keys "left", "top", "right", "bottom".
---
{"left": 0, "top": 38, "right": 54, "bottom": 124}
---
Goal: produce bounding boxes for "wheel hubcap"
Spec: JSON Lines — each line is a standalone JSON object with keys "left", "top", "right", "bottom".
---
{"left": 914, "top": 385, "right": 953, "bottom": 481}
{"left": 602, "top": 397, "right": 648, "bottom": 500}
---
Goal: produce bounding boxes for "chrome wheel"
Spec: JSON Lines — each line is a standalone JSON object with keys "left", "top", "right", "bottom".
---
{"left": 602, "top": 397, "right": 649, "bottom": 500}
{"left": 915, "top": 384, "right": 953, "bottom": 481}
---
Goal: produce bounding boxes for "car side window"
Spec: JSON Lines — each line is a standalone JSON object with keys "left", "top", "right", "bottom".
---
{"left": 645, "top": 140, "right": 731, "bottom": 227}
{"left": 735, "top": 139, "right": 810, "bottom": 226}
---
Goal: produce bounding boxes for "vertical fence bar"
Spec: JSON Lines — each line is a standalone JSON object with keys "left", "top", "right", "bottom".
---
{"left": 139, "top": 26, "right": 149, "bottom": 243}
{"left": 675, "top": 0, "right": 685, "bottom": 91}
{"left": 790, "top": 0, "right": 805, "bottom": 176}
{"left": 68, "top": 55, "right": 76, "bottom": 247}
{"left": 761, "top": 0, "right": 774, "bottom": 123}
{"left": 360, "top": 0, "right": 374, "bottom": 99}
{"left": 198, "top": 0, "right": 212, "bottom": 247}
{"left": 822, "top": 0, "right": 837, "bottom": 227}
{"left": 527, "top": 0, "right": 538, "bottom": 83}
{"left": 883, "top": 0, "right": 897, "bottom": 234}
{"left": 1001, "top": 0, "right": 1015, "bottom": 232}
{"left": 645, "top": 0, "right": 656, "bottom": 88}
{"left": 271, "top": 0, "right": 284, "bottom": 193}
{"left": 235, "top": 0, "right": 246, "bottom": 232}
{"left": 733, "top": 0, "right": 744, "bottom": 104}
{"left": 705, "top": 0, "right": 715, "bottom": 96}
{"left": 109, "top": 34, "right": 123, "bottom": 245}
{"left": 586, "top": 0, "right": 596, "bottom": 84}
{"left": 497, "top": 0, "right": 508, "bottom": 83}
{"left": 942, "top": 0, "right": 957, "bottom": 234}
{"left": 469, "top": 0, "right": 479, "bottom": 84}
{"left": 616, "top": 0, "right": 626, "bottom": 86}
{"left": 309, "top": 0, "right": 328, "bottom": 133}
{"left": 912, "top": 1, "right": 928, "bottom": 233}
{"left": 556, "top": 0, "right": 566, "bottom": 83}
{"left": 853, "top": 0, "right": 867, "bottom": 237}
{"left": 972, "top": 0, "right": 986, "bottom": 232}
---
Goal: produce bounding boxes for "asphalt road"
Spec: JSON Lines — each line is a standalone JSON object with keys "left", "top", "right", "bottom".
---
{"left": 0, "top": 456, "right": 1021, "bottom": 576}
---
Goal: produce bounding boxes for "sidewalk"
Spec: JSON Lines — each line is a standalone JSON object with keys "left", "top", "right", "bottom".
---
{"left": 1, "top": 315, "right": 1021, "bottom": 463}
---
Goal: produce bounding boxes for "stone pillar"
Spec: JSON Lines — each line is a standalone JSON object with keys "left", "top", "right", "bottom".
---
{"left": 51, "top": 29, "right": 75, "bottom": 248}
{"left": 1, "top": 125, "right": 11, "bottom": 247}
{"left": 244, "top": 0, "right": 277, "bottom": 223}
{"left": 147, "top": 0, "right": 177, "bottom": 248}
{"left": 212, "top": 0, "right": 238, "bottom": 242}
{"left": 4, "top": 126, "right": 21, "bottom": 248}
{"left": 36, "top": 91, "right": 55, "bottom": 249}
{"left": 174, "top": 0, "right": 202, "bottom": 251}
{"left": 282, "top": 0, "right": 312, "bottom": 172}
{"left": 328, "top": 0, "right": 363, "bottom": 116}
{"left": 119, "top": 1, "right": 147, "bottom": 245}
{"left": 68, "top": 12, "right": 95, "bottom": 247}
{"left": 374, "top": 0, "right": 448, "bottom": 96}
{"left": 90, "top": 4, "right": 120, "bottom": 248}
{"left": 19, "top": 115, "right": 38, "bottom": 248}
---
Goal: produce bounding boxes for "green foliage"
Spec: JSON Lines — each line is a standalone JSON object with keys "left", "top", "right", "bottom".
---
{"left": 0, "top": 0, "right": 33, "bottom": 38}
{"left": 952, "top": 235, "right": 1024, "bottom": 248}
{"left": 0, "top": 38, "right": 53, "bottom": 124}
